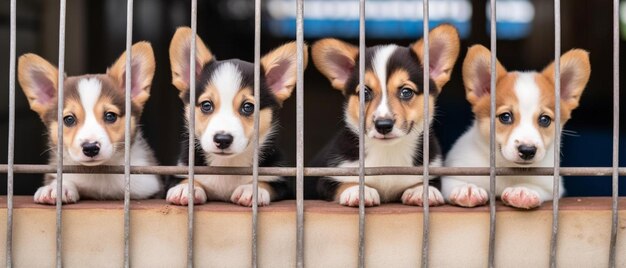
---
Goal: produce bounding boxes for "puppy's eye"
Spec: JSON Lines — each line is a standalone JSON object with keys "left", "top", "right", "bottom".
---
{"left": 362, "top": 86, "right": 373, "bottom": 102}
{"left": 399, "top": 87, "right": 414, "bottom": 100}
{"left": 200, "top": 101, "right": 214, "bottom": 113}
{"left": 63, "top": 115, "right": 76, "bottom": 127}
{"left": 104, "top": 112, "right": 117, "bottom": 123}
{"left": 498, "top": 112, "right": 513, "bottom": 125}
{"left": 240, "top": 102, "right": 254, "bottom": 116}
{"left": 538, "top": 115, "right": 552, "bottom": 127}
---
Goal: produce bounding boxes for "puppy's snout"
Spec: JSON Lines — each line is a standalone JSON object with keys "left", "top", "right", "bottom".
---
{"left": 374, "top": 119, "right": 394, "bottom": 135}
{"left": 517, "top": 144, "right": 537, "bottom": 160}
{"left": 82, "top": 142, "right": 100, "bottom": 158}
{"left": 213, "top": 133, "right": 234, "bottom": 150}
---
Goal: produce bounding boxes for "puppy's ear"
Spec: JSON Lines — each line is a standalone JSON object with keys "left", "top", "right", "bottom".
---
{"left": 260, "top": 42, "right": 308, "bottom": 105}
{"left": 312, "top": 38, "right": 358, "bottom": 91}
{"left": 17, "top": 53, "right": 59, "bottom": 118}
{"left": 169, "top": 27, "right": 214, "bottom": 98}
{"left": 107, "top": 41, "right": 155, "bottom": 108}
{"left": 462, "top": 45, "right": 507, "bottom": 105}
{"left": 541, "top": 49, "right": 590, "bottom": 110}
{"left": 411, "top": 24, "right": 461, "bottom": 91}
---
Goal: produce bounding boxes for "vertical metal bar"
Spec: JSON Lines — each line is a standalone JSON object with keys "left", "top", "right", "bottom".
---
{"left": 56, "top": 0, "right": 67, "bottom": 267}
{"left": 357, "top": 0, "right": 366, "bottom": 267}
{"left": 609, "top": 0, "right": 620, "bottom": 266}
{"left": 549, "top": 0, "right": 561, "bottom": 267}
{"left": 252, "top": 0, "right": 261, "bottom": 267}
{"left": 295, "top": 0, "right": 305, "bottom": 267}
{"left": 488, "top": 0, "right": 497, "bottom": 267}
{"left": 187, "top": 0, "right": 198, "bottom": 266}
{"left": 123, "top": 0, "right": 134, "bottom": 267}
{"left": 5, "top": 0, "right": 17, "bottom": 267}
{"left": 420, "top": 0, "right": 430, "bottom": 267}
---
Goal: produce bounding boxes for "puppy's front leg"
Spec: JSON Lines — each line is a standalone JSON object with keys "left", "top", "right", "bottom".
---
{"left": 166, "top": 179, "right": 208, "bottom": 205}
{"left": 231, "top": 182, "right": 274, "bottom": 207}
{"left": 34, "top": 176, "right": 80, "bottom": 205}
{"left": 335, "top": 183, "right": 381, "bottom": 207}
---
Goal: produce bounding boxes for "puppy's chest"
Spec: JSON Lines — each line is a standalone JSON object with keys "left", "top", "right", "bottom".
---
{"left": 333, "top": 140, "right": 432, "bottom": 201}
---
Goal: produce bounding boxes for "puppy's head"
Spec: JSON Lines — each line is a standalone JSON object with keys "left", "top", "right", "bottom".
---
{"left": 169, "top": 27, "right": 307, "bottom": 157}
{"left": 463, "top": 45, "right": 590, "bottom": 164}
{"left": 312, "top": 24, "right": 460, "bottom": 142}
{"left": 18, "top": 42, "right": 155, "bottom": 165}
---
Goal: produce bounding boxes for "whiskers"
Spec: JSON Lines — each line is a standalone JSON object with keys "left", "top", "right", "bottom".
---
{"left": 561, "top": 129, "right": 579, "bottom": 137}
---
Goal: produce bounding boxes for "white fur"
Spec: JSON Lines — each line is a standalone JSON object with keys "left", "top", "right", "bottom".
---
{"left": 371, "top": 45, "right": 398, "bottom": 120}
{"left": 200, "top": 63, "right": 249, "bottom": 154}
{"left": 442, "top": 73, "right": 565, "bottom": 209}
{"left": 34, "top": 133, "right": 161, "bottom": 204}
{"left": 332, "top": 129, "right": 442, "bottom": 203}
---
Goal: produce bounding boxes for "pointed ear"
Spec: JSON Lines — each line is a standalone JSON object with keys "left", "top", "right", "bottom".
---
{"left": 107, "top": 41, "right": 155, "bottom": 108}
{"left": 169, "top": 27, "right": 214, "bottom": 96}
{"left": 17, "top": 53, "right": 59, "bottom": 117}
{"left": 260, "top": 42, "right": 309, "bottom": 104}
{"left": 462, "top": 45, "right": 507, "bottom": 105}
{"left": 411, "top": 24, "right": 461, "bottom": 91}
{"left": 311, "top": 38, "right": 358, "bottom": 90}
{"left": 541, "top": 49, "right": 590, "bottom": 109}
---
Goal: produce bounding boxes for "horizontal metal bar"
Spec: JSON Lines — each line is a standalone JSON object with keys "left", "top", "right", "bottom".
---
{"left": 1, "top": 165, "right": 625, "bottom": 177}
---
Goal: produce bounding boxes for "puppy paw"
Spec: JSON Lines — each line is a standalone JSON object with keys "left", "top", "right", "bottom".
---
{"left": 230, "top": 184, "right": 271, "bottom": 207}
{"left": 448, "top": 184, "right": 488, "bottom": 207}
{"left": 166, "top": 183, "right": 207, "bottom": 205}
{"left": 401, "top": 185, "right": 444, "bottom": 206}
{"left": 339, "top": 185, "right": 380, "bottom": 207}
{"left": 34, "top": 183, "right": 79, "bottom": 205}
{"left": 501, "top": 187, "right": 542, "bottom": 209}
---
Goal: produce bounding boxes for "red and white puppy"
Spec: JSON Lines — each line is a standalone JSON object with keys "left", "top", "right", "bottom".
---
{"left": 441, "top": 45, "right": 590, "bottom": 209}
{"left": 18, "top": 42, "right": 162, "bottom": 204}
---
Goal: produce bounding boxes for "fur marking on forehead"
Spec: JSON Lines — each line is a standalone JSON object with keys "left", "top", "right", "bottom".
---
{"left": 210, "top": 62, "right": 244, "bottom": 96}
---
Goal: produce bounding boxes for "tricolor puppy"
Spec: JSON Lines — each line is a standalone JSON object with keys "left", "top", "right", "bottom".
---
{"left": 18, "top": 42, "right": 162, "bottom": 204}
{"left": 441, "top": 45, "right": 590, "bottom": 209}
{"left": 309, "top": 24, "right": 460, "bottom": 207}
{"left": 166, "top": 27, "right": 306, "bottom": 206}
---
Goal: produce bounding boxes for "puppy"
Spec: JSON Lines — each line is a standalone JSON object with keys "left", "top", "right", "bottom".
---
{"left": 18, "top": 42, "right": 162, "bottom": 204}
{"left": 166, "top": 27, "right": 306, "bottom": 206}
{"left": 441, "top": 45, "right": 590, "bottom": 209}
{"left": 309, "top": 24, "right": 460, "bottom": 207}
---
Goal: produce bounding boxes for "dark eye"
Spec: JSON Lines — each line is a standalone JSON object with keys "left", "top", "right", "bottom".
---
{"left": 200, "top": 101, "right": 213, "bottom": 113}
{"left": 104, "top": 112, "right": 117, "bottom": 123}
{"left": 538, "top": 114, "right": 552, "bottom": 127}
{"left": 240, "top": 102, "right": 254, "bottom": 116}
{"left": 399, "top": 87, "right": 414, "bottom": 100}
{"left": 63, "top": 115, "right": 76, "bottom": 127}
{"left": 363, "top": 86, "right": 373, "bottom": 102}
{"left": 498, "top": 112, "right": 513, "bottom": 125}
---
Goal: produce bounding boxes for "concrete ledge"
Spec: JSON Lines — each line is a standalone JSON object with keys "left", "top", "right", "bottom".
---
{"left": 0, "top": 196, "right": 624, "bottom": 267}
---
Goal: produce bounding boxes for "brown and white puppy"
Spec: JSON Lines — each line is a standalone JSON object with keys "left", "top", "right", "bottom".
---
{"left": 441, "top": 45, "right": 590, "bottom": 209}
{"left": 308, "top": 24, "right": 460, "bottom": 207}
{"left": 18, "top": 42, "right": 162, "bottom": 204}
{"left": 166, "top": 27, "right": 306, "bottom": 206}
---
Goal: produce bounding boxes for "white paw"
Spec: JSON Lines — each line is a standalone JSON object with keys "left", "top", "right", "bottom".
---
{"left": 230, "top": 184, "right": 271, "bottom": 207}
{"left": 448, "top": 184, "right": 489, "bottom": 208}
{"left": 33, "top": 183, "right": 79, "bottom": 205}
{"left": 401, "top": 185, "right": 444, "bottom": 206}
{"left": 338, "top": 185, "right": 380, "bottom": 207}
{"left": 501, "top": 187, "right": 542, "bottom": 209}
{"left": 166, "top": 183, "right": 207, "bottom": 205}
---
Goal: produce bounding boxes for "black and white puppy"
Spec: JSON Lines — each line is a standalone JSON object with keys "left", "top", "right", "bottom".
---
{"left": 309, "top": 25, "right": 460, "bottom": 207}
{"left": 18, "top": 42, "right": 162, "bottom": 204}
{"left": 166, "top": 27, "right": 307, "bottom": 206}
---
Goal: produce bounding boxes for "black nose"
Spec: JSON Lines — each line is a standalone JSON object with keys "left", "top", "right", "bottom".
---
{"left": 374, "top": 119, "right": 394, "bottom": 135}
{"left": 82, "top": 142, "right": 100, "bottom": 158}
{"left": 517, "top": 144, "right": 537, "bottom": 160}
{"left": 213, "top": 134, "right": 234, "bottom": 149}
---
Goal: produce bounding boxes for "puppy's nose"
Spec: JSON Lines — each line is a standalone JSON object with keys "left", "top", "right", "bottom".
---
{"left": 82, "top": 142, "right": 100, "bottom": 158}
{"left": 517, "top": 144, "right": 537, "bottom": 160}
{"left": 374, "top": 119, "right": 394, "bottom": 135}
{"left": 213, "top": 133, "right": 234, "bottom": 149}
